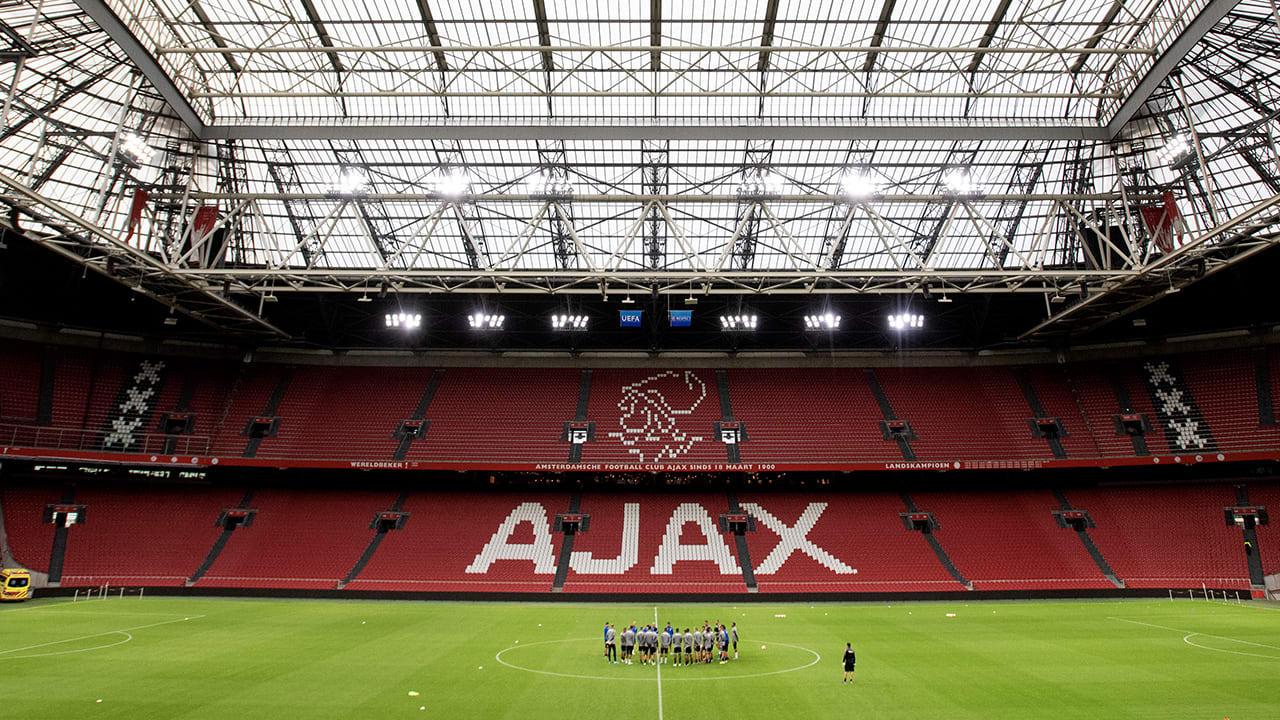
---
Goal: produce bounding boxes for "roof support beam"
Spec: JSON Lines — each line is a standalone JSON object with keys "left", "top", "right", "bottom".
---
{"left": 297, "top": 0, "right": 346, "bottom": 93}
{"left": 964, "top": 0, "right": 1012, "bottom": 81}
{"left": 861, "top": 0, "right": 897, "bottom": 75}
{"left": 649, "top": 0, "right": 661, "bottom": 72}
{"left": 1106, "top": 0, "right": 1241, "bottom": 138}
{"left": 532, "top": 0, "right": 554, "bottom": 115}
{"left": 1069, "top": 0, "right": 1124, "bottom": 76}
{"left": 199, "top": 123, "right": 1111, "bottom": 142}
{"left": 71, "top": 0, "right": 206, "bottom": 135}
{"left": 190, "top": 0, "right": 242, "bottom": 75}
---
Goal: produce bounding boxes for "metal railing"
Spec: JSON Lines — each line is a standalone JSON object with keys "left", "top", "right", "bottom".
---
{"left": 0, "top": 423, "right": 211, "bottom": 457}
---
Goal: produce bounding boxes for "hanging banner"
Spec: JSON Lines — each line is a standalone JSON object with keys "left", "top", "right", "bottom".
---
{"left": 668, "top": 310, "right": 692, "bottom": 327}
{"left": 190, "top": 203, "right": 219, "bottom": 243}
{"left": 1140, "top": 191, "right": 1183, "bottom": 254}
{"left": 619, "top": 310, "right": 643, "bottom": 327}
{"left": 124, "top": 189, "right": 148, "bottom": 242}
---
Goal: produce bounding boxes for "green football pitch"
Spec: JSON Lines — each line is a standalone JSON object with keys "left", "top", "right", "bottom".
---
{"left": 2, "top": 595, "right": 1278, "bottom": 719}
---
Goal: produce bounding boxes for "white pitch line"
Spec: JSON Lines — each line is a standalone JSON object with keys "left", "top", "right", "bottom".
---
{"left": 654, "top": 605, "right": 663, "bottom": 720}
{"left": 1108, "top": 617, "right": 1280, "bottom": 652}
{"left": 0, "top": 614, "right": 204, "bottom": 656}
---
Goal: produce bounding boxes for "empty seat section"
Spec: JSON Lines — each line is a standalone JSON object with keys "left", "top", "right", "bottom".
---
{"left": 197, "top": 489, "right": 395, "bottom": 589}
{"left": 48, "top": 348, "right": 94, "bottom": 430}
{"left": 1024, "top": 367, "right": 1101, "bottom": 458}
{"left": 1070, "top": 484, "right": 1250, "bottom": 589}
{"left": 348, "top": 491, "right": 568, "bottom": 592}
{"left": 740, "top": 492, "right": 962, "bottom": 593}
{"left": 727, "top": 369, "right": 898, "bottom": 463}
{"left": 1063, "top": 365, "right": 1148, "bottom": 458}
{"left": 877, "top": 367, "right": 1048, "bottom": 460}
{"left": 60, "top": 485, "right": 244, "bottom": 586}
{"left": 0, "top": 483, "right": 59, "bottom": 571}
{"left": 1248, "top": 483, "right": 1280, "bottom": 577}
{"left": 1180, "top": 350, "right": 1280, "bottom": 453}
{"left": 208, "top": 367, "right": 282, "bottom": 456}
{"left": 913, "top": 490, "right": 1111, "bottom": 590}
{"left": 252, "top": 366, "right": 424, "bottom": 460}
{"left": 561, "top": 493, "right": 746, "bottom": 593}
{"left": 404, "top": 369, "right": 579, "bottom": 463}
{"left": 581, "top": 370, "right": 726, "bottom": 464}
{"left": 0, "top": 343, "right": 41, "bottom": 423}
{"left": 160, "top": 359, "right": 238, "bottom": 454}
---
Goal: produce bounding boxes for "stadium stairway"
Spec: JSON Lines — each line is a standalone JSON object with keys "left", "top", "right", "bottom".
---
{"left": 715, "top": 370, "right": 742, "bottom": 463}
{"left": 1234, "top": 485, "right": 1267, "bottom": 587}
{"left": 1014, "top": 369, "right": 1066, "bottom": 459}
{"left": 393, "top": 370, "right": 442, "bottom": 461}
{"left": 901, "top": 492, "right": 971, "bottom": 590}
{"left": 187, "top": 489, "right": 254, "bottom": 586}
{"left": 864, "top": 369, "right": 917, "bottom": 461}
{"left": 45, "top": 484, "right": 75, "bottom": 586}
{"left": 339, "top": 491, "right": 410, "bottom": 588}
{"left": 566, "top": 372, "right": 592, "bottom": 464}
{"left": 1054, "top": 490, "right": 1124, "bottom": 588}
{"left": 1254, "top": 349, "right": 1276, "bottom": 428}
{"left": 726, "top": 492, "right": 758, "bottom": 591}
{"left": 551, "top": 493, "right": 582, "bottom": 591}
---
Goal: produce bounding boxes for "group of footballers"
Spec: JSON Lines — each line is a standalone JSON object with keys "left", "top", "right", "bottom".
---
{"left": 602, "top": 621, "right": 739, "bottom": 666}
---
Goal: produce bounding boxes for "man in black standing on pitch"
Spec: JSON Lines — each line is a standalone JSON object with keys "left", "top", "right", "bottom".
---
{"left": 842, "top": 642, "right": 856, "bottom": 684}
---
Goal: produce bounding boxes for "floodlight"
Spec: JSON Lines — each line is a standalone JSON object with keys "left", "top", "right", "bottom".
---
{"left": 118, "top": 132, "right": 155, "bottom": 165}
{"left": 1154, "top": 134, "right": 1191, "bottom": 167}
{"left": 719, "top": 314, "right": 758, "bottom": 331}
{"left": 840, "top": 169, "right": 880, "bottom": 200}
{"left": 942, "top": 168, "right": 981, "bottom": 196}
{"left": 468, "top": 313, "right": 505, "bottom": 329}
{"left": 434, "top": 168, "right": 472, "bottom": 197}
{"left": 328, "top": 168, "right": 369, "bottom": 196}
{"left": 551, "top": 314, "right": 589, "bottom": 330}
{"left": 804, "top": 314, "right": 841, "bottom": 330}
{"left": 385, "top": 312, "right": 422, "bottom": 329}
{"left": 525, "top": 170, "right": 573, "bottom": 198}
{"left": 888, "top": 313, "right": 924, "bottom": 330}
{"left": 737, "top": 168, "right": 784, "bottom": 198}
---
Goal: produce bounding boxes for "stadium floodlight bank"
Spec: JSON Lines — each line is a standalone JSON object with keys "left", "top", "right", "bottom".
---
{"left": 384, "top": 313, "right": 422, "bottom": 329}
{"left": 468, "top": 313, "right": 505, "bottom": 329}
{"left": 888, "top": 313, "right": 925, "bottom": 330}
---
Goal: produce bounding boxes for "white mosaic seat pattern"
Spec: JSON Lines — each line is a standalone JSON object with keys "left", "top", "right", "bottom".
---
{"left": 1144, "top": 361, "right": 1211, "bottom": 450}
{"left": 104, "top": 360, "right": 165, "bottom": 450}
{"left": 607, "top": 371, "right": 707, "bottom": 462}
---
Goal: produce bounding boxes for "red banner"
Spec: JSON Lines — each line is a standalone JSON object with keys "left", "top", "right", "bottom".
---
{"left": 191, "top": 203, "right": 219, "bottom": 242}
{"left": 1141, "top": 191, "right": 1183, "bottom": 254}
{"left": 125, "top": 189, "right": 148, "bottom": 242}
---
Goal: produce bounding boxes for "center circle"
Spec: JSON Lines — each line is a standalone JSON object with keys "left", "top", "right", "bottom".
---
{"left": 494, "top": 638, "right": 820, "bottom": 681}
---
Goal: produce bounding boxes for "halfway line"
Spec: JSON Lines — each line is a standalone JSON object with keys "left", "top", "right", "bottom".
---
{"left": 654, "top": 605, "right": 663, "bottom": 720}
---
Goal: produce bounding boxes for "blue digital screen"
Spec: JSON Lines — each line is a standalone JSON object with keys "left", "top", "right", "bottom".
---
{"left": 619, "top": 310, "right": 643, "bottom": 327}
{"left": 669, "top": 310, "right": 692, "bottom": 327}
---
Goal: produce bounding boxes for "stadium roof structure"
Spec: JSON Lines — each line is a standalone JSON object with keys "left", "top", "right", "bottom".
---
{"left": 0, "top": 0, "right": 1278, "bottom": 344}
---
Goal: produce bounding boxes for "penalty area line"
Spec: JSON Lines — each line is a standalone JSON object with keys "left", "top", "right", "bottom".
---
{"left": 0, "top": 614, "right": 205, "bottom": 657}
{"left": 1107, "top": 616, "right": 1280, "bottom": 655}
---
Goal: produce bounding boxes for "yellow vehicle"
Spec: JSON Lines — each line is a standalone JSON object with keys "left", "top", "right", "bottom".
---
{"left": 0, "top": 569, "right": 31, "bottom": 601}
